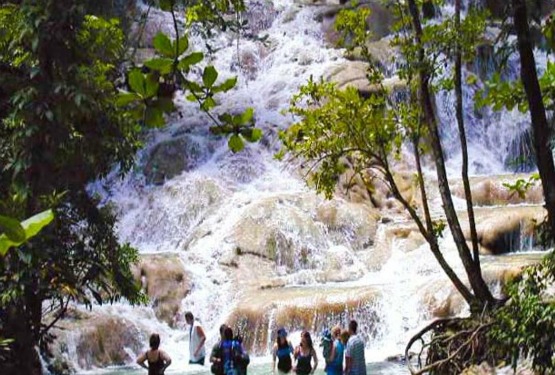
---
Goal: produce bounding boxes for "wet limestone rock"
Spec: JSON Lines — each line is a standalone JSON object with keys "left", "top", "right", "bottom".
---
{"left": 471, "top": 206, "right": 546, "bottom": 255}
{"left": 227, "top": 285, "right": 380, "bottom": 354}
{"left": 132, "top": 254, "right": 191, "bottom": 327}
{"left": 324, "top": 61, "right": 406, "bottom": 96}
{"left": 451, "top": 175, "right": 544, "bottom": 206}
{"left": 227, "top": 193, "right": 379, "bottom": 273}
{"left": 143, "top": 135, "right": 205, "bottom": 185}
{"left": 47, "top": 308, "right": 147, "bottom": 372}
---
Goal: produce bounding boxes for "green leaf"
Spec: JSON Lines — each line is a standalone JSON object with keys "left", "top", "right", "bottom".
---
{"left": 159, "top": 0, "right": 173, "bottom": 11}
{"left": 201, "top": 96, "right": 217, "bottom": 111}
{"left": 175, "top": 36, "right": 188, "bottom": 56}
{"left": 128, "top": 69, "right": 146, "bottom": 96}
{"left": 145, "top": 74, "right": 159, "bottom": 98}
{"left": 144, "top": 58, "right": 174, "bottom": 74}
{"left": 202, "top": 66, "right": 218, "bottom": 87}
{"left": 214, "top": 77, "right": 237, "bottom": 93}
{"left": 21, "top": 209, "right": 55, "bottom": 239}
{"left": 0, "top": 215, "right": 25, "bottom": 242}
{"left": 0, "top": 209, "right": 54, "bottom": 256}
{"left": 178, "top": 52, "right": 204, "bottom": 72}
{"left": 116, "top": 91, "right": 140, "bottom": 107}
{"left": 145, "top": 107, "right": 165, "bottom": 128}
{"left": 156, "top": 97, "right": 175, "bottom": 113}
{"left": 240, "top": 107, "right": 254, "bottom": 125}
{"left": 153, "top": 32, "right": 175, "bottom": 58}
{"left": 228, "top": 134, "right": 245, "bottom": 153}
{"left": 243, "top": 128, "right": 263, "bottom": 143}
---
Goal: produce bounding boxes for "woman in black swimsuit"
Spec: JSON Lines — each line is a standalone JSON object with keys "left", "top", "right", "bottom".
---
{"left": 136, "top": 333, "right": 172, "bottom": 375}
{"left": 294, "top": 331, "right": 318, "bottom": 375}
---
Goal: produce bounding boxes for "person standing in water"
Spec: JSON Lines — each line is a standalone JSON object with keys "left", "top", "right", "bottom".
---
{"left": 294, "top": 330, "right": 318, "bottom": 375}
{"left": 185, "top": 311, "right": 206, "bottom": 365}
{"left": 344, "top": 320, "right": 366, "bottom": 375}
{"left": 272, "top": 328, "right": 294, "bottom": 374}
{"left": 136, "top": 333, "right": 172, "bottom": 375}
{"left": 325, "top": 326, "right": 344, "bottom": 375}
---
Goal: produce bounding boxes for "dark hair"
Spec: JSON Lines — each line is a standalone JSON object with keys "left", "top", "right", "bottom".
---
{"left": 185, "top": 311, "right": 194, "bottom": 320}
{"left": 149, "top": 333, "right": 161, "bottom": 350}
{"left": 224, "top": 326, "right": 233, "bottom": 341}
{"left": 349, "top": 320, "right": 358, "bottom": 334}
{"left": 301, "top": 331, "right": 314, "bottom": 351}
{"left": 219, "top": 324, "right": 227, "bottom": 336}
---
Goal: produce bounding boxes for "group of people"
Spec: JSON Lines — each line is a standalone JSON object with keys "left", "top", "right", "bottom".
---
{"left": 272, "top": 320, "right": 367, "bottom": 375}
{"left": 136, "top": 312, "right": 367, "bottom": 375}
{"left": 136, "top": 311, "right": 206, "bottom": 374}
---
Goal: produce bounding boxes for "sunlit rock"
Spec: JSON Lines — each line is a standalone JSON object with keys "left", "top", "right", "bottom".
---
{"left": 470, "top": 206, "right": 546, "bottom": 254}
{"left": 324, "top": 61, "right": 406, "bottom": 96}
{"left": 226, "top": 193, "right": 378, "bottom": 275}
{"left": 132, "top": 254, "right": 191, "bottom": 327}
{"left": 451, "top": 175, "right": 543, "bottom": 206}
{"left": 48, "top": 307, "right": 147, "bottom": 372}
{"left": 227, "top": 285, "right": 380, "bottom": 354}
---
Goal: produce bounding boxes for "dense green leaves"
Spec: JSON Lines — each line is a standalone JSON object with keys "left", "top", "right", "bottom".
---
{"left": 490, "top": 252, "right": 555, "bottom": 373}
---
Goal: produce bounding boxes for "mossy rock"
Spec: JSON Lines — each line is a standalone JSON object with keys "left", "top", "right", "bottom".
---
{"left": 143, "top": 135, "right": 204, "bottom": 185}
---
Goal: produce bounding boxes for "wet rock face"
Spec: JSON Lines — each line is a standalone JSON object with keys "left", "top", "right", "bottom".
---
{"left": 471, "top": 206, "right": 546, "bottom": 254}
{"left": 227, "top": 286, "right": 380, "bottom": 354}
{"left": 227, "top": 193, "right": 379, "bottom": 274}
{"left": 452, "top": 176, "right": 544, "bottom": 206}
{"left": 48, "top": 308, "right": 148, "bottom": 373}
{"left": 143, "top": 135, "right": 206, "bottom": 185}
{"left": 132, "top": 254, "right": 191, "bottom": 327}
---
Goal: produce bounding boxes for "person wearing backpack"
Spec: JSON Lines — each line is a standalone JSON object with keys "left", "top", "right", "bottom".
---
{"left": 325, "top": 326, "right": 344, "bottom": 375}
{"left": 233, "top": 333, "right": 250, "bottom": 375}
{"left": 210, "top": 324, "right": 228, "bottom": 375}
{"left": 220, "top": 326, "right": 244, "bottom": 375}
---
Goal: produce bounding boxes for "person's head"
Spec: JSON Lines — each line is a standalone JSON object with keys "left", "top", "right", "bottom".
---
{"left": 301, "top": 330, "right": 313, "bottom": 350}
{"left": 149, "top": 333, "right": 161, "bottom": 350}
{"left": 340, "top": 329, "right": 350, "bottom": 345}
{"left": 276, "top": 328, "right": 288, "bottom": 345}
{"left": 332, "top": 325, "right": 341, "bottom": 338}
{"left": 185, "top": 311, "right": 194, "bottom": 325}
{"left": 224, "top": 326, "right": 233, "bottom": 341}
{"left": 219, "top": 324, "right": 227, "bottom": 339}
{"left": 349, "top": 320, "right": 358, "bottom": 335}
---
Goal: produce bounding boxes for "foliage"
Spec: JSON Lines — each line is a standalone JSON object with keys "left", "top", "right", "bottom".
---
{"left": 0, "top": 1, "right": 148, "bottom": 372}
{"left": 490, "top": 251, "right": 555, "bottom": 373}
{"left": 0, "top": 210, "right": 54, "bottom": 256}
{"left": 118, "top": 0, "right": 260, "bottom": 153}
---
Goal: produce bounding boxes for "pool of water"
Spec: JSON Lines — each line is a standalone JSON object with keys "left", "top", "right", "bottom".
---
{"left": 85, "top": 361, "right": 408, "bottom": 375}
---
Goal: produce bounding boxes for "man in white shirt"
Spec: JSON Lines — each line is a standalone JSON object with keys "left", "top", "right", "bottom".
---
{"left": 185, "top": 311, "right": 206, "bottom": 365}
{"left": 345, "top": 320, "right": 367, "bottom": 375}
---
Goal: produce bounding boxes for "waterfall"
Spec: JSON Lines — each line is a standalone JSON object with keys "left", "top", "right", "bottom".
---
{"left": 56, "top": 1, "right": 552, "bottom": 373}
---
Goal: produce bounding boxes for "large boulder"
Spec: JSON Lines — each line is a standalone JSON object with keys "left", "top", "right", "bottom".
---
{"left": 132, "top": 254, "right": 191, "bottom": 327}
{"left": 143, "top": 135, "right": 207, "bottom": 185}
{"left": 47, "top": 307, "right": 148, "bottom": 373}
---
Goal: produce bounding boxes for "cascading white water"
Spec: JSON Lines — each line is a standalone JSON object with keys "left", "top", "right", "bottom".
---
{"left": 66, "top": 1, "right": 551, "bottom": 374}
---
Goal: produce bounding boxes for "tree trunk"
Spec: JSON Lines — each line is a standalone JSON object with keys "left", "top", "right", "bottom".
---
{"left": 406, "top": 0, "right": 495, "bottom": 310}
{"left": 2, "top": 305, "right": 42, "bottom": 375}
{"left": 512, "top": 0, "right": 555, "bottom": 240}
{"left": 454, "top": 0, "right": 481, "bottom": 266}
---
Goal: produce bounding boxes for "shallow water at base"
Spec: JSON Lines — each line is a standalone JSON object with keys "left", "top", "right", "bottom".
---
{"left": 86, "top": 362, "right": 407, "bottom": 375}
